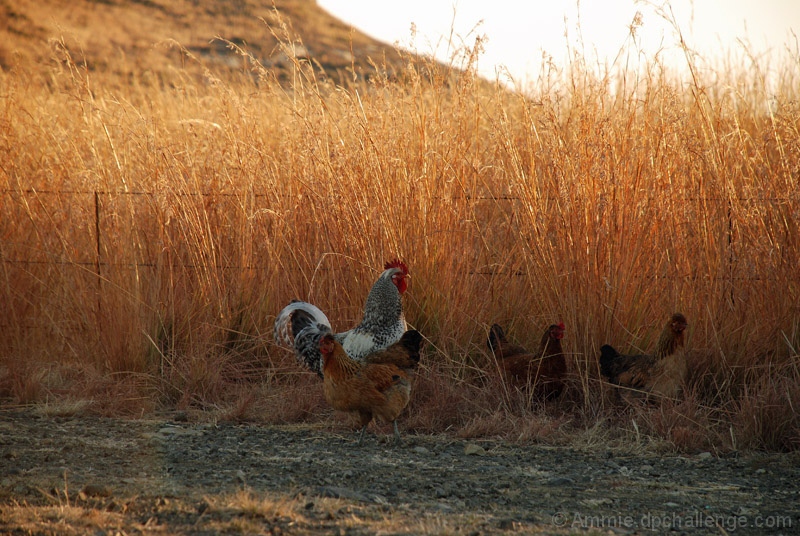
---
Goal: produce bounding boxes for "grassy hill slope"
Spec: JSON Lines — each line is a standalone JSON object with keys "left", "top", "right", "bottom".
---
{"left": 1, "top": 0, "right": 408, "bottom": 83}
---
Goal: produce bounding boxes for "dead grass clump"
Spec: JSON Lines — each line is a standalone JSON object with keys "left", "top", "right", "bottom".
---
{"left": 0, "top": 504, "right": 128, "bottom": 536}
{"left": 33, "top": 398, "right": 94, "bottom": 418}
{"left": 0, "top": 360, "right": 46, "bottom": 404}
{"left": 732, "top": 371, "right": 800, "bottom": 452}
{"left": 255, "top": 375, "right": 328, "bottom": 425}
{"left": 201, "top": 489, "right": 302, "bottom": 524}
{"left": 456, "top": 410, "right": 569, "bottom": 444}
{"left": 635, "top": 395, "right": 731, "bottom": 454}
{"left": 404, "top": 362, "right": 495, "bottom": 434}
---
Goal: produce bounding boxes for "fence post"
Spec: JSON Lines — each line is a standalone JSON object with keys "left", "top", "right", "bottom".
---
{"left": 727, "top": 199, "right": 734, "bottom": 305}
{"left": 94, "top": 190, "right": 102, "bottom": 318}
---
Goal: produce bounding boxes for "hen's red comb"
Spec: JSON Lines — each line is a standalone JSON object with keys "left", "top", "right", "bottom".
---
{"left": 557, "top": 322, "right": 566, "bottom": 330}
{"left": 384, "top": 258, "right": 408, "bottom": 275}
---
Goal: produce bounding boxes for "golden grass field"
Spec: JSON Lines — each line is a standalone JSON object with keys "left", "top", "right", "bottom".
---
{"left": 1, "top": 0, "right": 799, "bottom": 453}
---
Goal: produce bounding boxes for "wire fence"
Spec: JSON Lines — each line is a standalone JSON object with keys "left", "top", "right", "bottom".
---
{"left": 1, "top": 188, "right": 797, "bottom": 276}
{"left": 1, "top": 187, "right": 798, "bottom": 337}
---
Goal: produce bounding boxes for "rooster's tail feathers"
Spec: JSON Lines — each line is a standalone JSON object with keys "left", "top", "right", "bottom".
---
{"left": 599, "top": 344, "right": 620, "bottom": 378}
{"left": 273, "top": 300, "right": 332, "bottom": 347}
{"left": 397, "top": 330, "right": 424, "bottom": 364}
{"left": 274, "top": 300, "right": 333, "bottom": 376}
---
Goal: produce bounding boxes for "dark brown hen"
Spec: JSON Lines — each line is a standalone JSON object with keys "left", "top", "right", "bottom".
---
{"left": 488, "top": 323, "right": 567, "bottom": 400}
{"left": 600, "top": 313, "right": 688, "bottom": 400}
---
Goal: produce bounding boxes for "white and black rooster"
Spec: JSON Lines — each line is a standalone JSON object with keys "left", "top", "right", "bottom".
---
{"left": 273, "top": 259, "right": 409, "bottom": 377}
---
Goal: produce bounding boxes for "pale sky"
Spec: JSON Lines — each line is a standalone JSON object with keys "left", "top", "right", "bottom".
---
{"left": 318, "top": 1, "right": 800, "bottom": 87}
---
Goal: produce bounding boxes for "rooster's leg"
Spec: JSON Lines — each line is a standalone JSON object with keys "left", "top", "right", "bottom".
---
{"left": 356, "top": 425, "right": 368, "bottom": 445}
{"left": 392, "top": 421, "right": 402, "bottom": 444}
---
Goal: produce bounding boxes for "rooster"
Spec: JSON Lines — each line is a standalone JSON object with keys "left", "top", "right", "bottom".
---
{"left": 599, "top": 313, "right": 688, "bottom": 400}
{"left": 274, "top": 259, "right": 409, "bottom": 376}
{"left": 488, "top": 322, "right": 567, "bottom": 400}
{"left": 319, "top": 330, "right": 423, "bottom": 444}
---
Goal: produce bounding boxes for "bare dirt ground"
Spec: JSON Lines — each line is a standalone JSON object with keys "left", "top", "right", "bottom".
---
{"left": 1, "top": 409, "right": 798, "bottom": 535}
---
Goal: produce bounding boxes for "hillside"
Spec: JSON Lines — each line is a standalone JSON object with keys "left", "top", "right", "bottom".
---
{"left": 0, "top": 0, "right": 410, "bottom": 84}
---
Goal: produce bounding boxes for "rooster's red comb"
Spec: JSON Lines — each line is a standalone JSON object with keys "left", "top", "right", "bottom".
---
{"left": 557, "top": 322, "right": 565, "bottom": 330}
{"left": 384, "top": 258, "right": 408, "bottom": 275}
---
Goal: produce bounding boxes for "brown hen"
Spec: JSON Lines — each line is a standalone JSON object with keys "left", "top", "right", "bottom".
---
{"left": 599, "top": 313, "right": 688, "bottom": 401}
{"left": 320, "top": 330, "right": 423, "bottom": 444}
{"left": 488, "top": 323, "right": 567, "bottom": 400}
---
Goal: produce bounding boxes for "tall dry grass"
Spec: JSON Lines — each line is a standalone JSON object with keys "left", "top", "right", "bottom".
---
{"left": 0, "top": 20, "right": 798, "bottom": 451}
